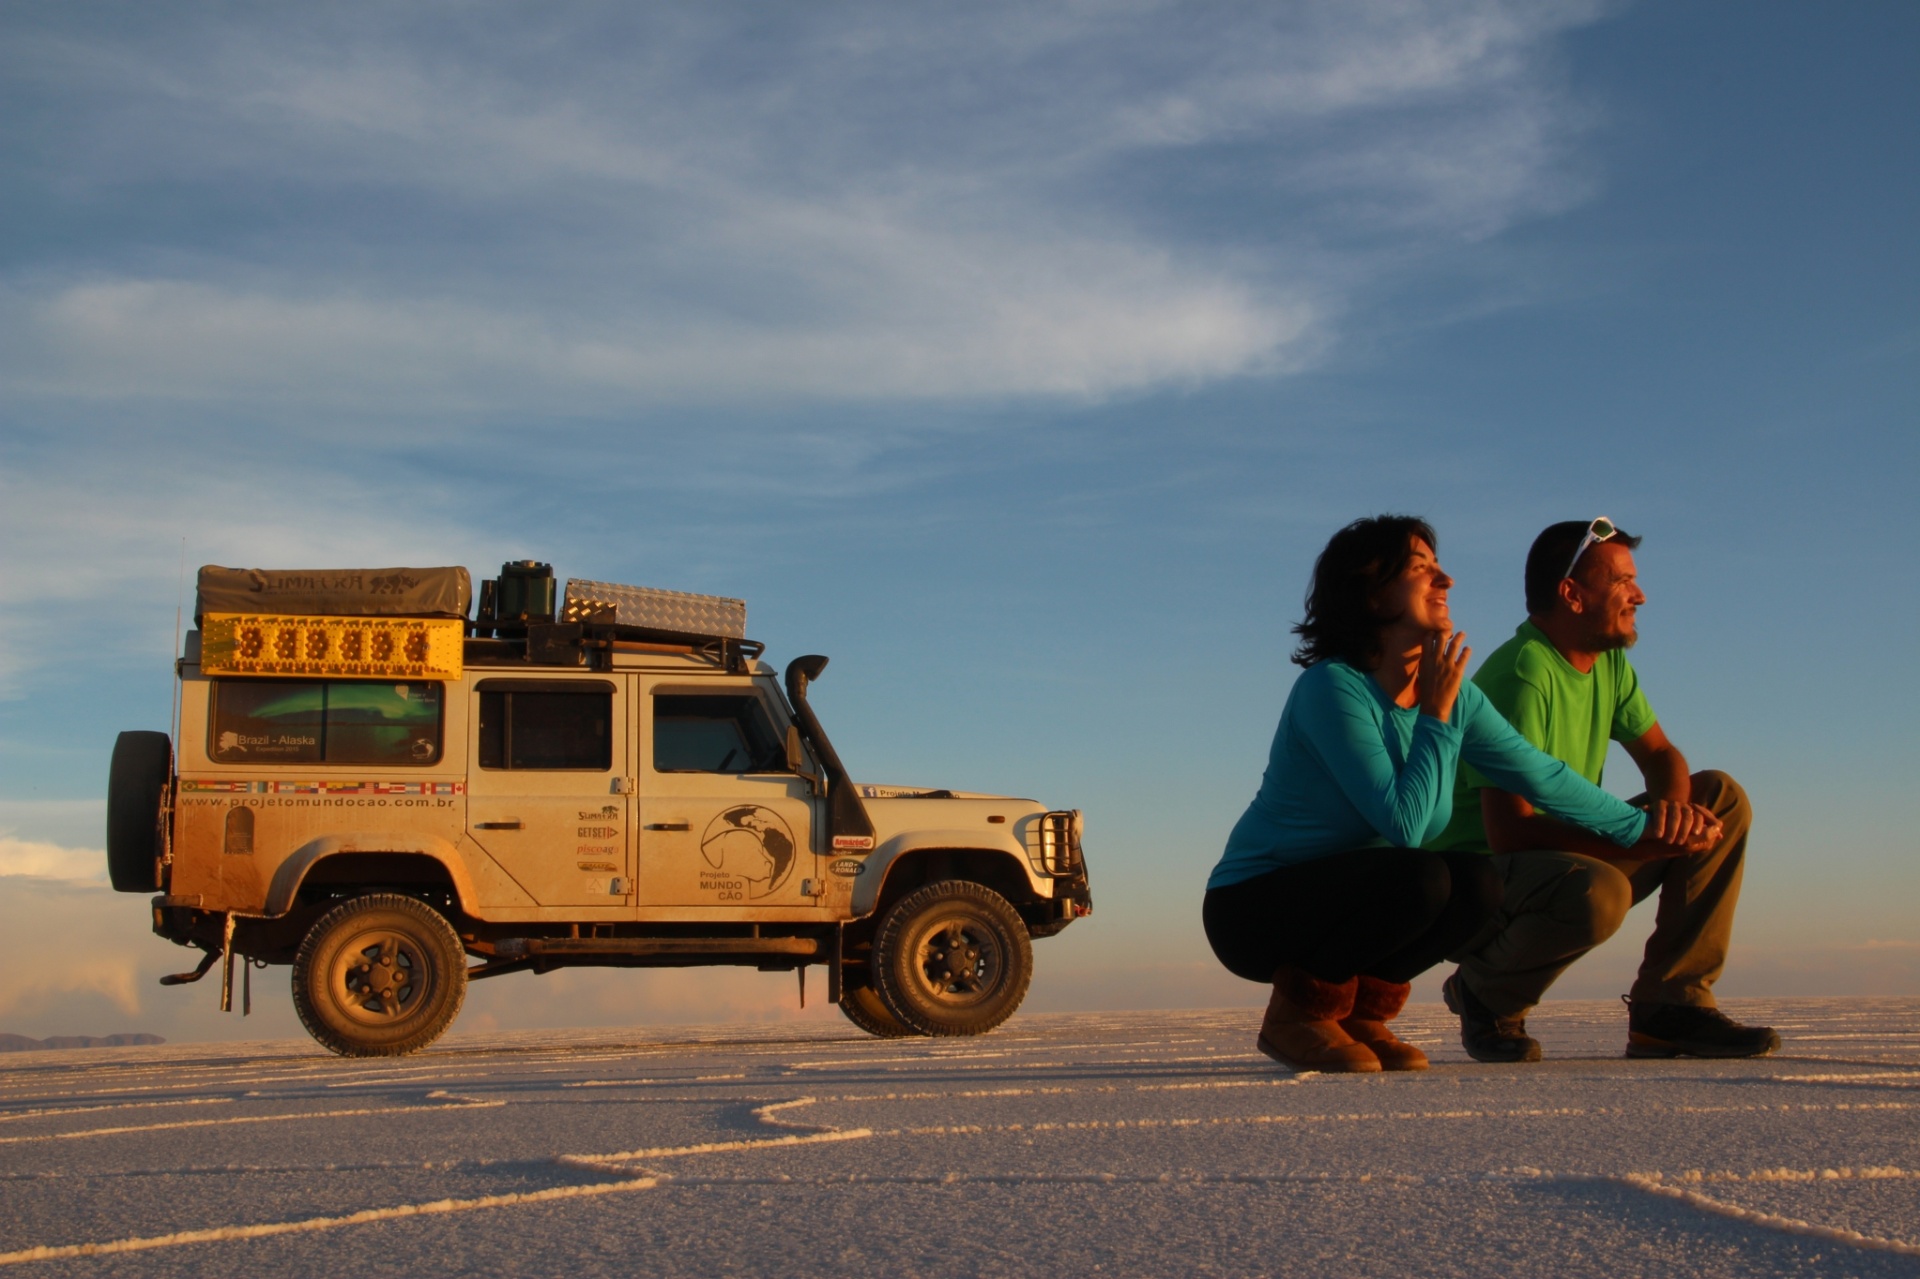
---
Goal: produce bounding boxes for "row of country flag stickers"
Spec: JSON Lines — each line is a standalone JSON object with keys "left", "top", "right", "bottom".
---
{"left": 180, "top": 780, "right": 467, "bottom": 795}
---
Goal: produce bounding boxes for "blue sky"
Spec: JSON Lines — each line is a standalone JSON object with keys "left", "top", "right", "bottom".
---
{"left": 1, "top": 1, "right": 1914, "bottom": 1041}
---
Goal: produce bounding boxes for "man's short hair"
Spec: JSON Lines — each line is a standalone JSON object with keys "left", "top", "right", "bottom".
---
{"left": 1525, "top": 520, "right": 1643, "bottom": 615}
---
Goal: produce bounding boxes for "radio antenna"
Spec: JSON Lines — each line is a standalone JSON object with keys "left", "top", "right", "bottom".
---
{"left": 171, "top": 538, "right": 185, "bottom": 742}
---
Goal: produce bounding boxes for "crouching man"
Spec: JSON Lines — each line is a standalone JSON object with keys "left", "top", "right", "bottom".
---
{"left": 1432, "top": 519, "right": 1778, "bottom": 1062}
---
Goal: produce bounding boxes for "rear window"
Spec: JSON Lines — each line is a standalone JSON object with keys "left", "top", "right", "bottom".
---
{"left": 478, "top": 689, "right": 612, "bottom": 771}
{"left": 211, "top": 680, "right": 443, "bottom": 765}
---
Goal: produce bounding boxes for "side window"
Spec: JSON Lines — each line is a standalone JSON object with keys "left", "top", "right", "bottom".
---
{"left": 478, "top": 690, "right": 612, "bottom": 770}
{"left": 211, "top": 680, "right": 443, "bottom": 765}
{"left": 653, "top": 695, "right": 786, "bottom": 774}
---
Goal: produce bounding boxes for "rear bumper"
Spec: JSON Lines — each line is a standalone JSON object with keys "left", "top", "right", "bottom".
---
{"left": 151, "top": 897, "right": 311, "bottom": 965}
{"left": 152, "top": 897, "right": 221, "bottom": 949}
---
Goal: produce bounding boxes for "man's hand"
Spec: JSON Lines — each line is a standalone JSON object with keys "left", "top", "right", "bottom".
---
{"left": 1634, "top": 799, "right": 1722, "bottom": 856}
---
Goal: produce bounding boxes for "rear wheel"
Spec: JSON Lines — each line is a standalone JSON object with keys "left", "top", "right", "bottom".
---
{"left": 871, "top": 880, "right": 1032, "bottom": 1037}
{"left": 292, "top": 895, "right": 467, "bottom": 1057}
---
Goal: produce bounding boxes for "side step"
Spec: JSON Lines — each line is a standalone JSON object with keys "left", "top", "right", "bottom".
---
{"left": 496, "top": 936, "right": 820, "bottom": 959}
{"left": 468, "top": 934, "right": 825, "bottom": 979}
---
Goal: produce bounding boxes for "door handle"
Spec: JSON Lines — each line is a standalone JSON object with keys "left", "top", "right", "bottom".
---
{"left": 643, "top": 822, "right": 690, "bottom": 831}
{"left": 475, "top": 820, "right": 524, "bottom": 830}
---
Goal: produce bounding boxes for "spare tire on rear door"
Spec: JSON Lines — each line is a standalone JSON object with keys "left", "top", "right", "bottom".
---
{"left": 107, "top": 731, "right": 171, "bottom": 892}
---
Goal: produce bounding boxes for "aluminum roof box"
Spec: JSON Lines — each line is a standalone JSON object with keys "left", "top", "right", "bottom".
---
{"left": 561, "top": 578, "right": 746, "bottom": 640}
{"left": 195, "top": 566, "right": 472, "bottom": 624}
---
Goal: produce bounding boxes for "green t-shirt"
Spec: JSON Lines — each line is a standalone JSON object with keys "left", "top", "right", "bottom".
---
{"left": 1430, "top": 620, "right": 1658, "bottom": 853}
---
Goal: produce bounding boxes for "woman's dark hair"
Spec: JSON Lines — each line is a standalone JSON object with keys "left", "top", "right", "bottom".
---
{"left": 1291, "top": 515, "right": 1438, "bottom": 669}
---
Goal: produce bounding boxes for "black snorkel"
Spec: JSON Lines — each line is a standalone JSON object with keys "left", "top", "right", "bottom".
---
{"left": 784, "top": 655, "right": 877, "bottom": 849}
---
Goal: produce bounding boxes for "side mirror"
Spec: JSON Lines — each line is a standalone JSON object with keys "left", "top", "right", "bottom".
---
{"left": 786, "top": 724, "right": 826, "bottom": 796}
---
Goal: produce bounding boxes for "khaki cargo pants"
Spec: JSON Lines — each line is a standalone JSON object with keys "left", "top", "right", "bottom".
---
{"left": 1449, "top": 770, "right": 1750, "bottom": 1018}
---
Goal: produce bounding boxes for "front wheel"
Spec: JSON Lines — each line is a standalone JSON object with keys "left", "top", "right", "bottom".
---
{"left": 292, "top": 895, "right": 467, "bottom": 1057}
{"left": 839, "top": 980, "right": 916, "bottom": 1038}
{"left": 871, "top": 880, "right": 1032, "bottom": 1037}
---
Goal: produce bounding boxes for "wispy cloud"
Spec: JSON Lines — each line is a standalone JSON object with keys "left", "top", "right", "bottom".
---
{"left": 0, "top": 446, "right": 495, "bottom": 694}
{"left": 7, "top": 261, "right": 1305, "bottom": 409}
{"left": 2, "top": 0, "right": 1604, "bottom": 410}
{"left": 0, "top": 0, "right": 1613, "bottom": 704}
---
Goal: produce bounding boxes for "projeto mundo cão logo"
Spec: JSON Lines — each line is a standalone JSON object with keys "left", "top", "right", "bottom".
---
{"left": 699, "top": 805, "right": 797, "bottom": 900}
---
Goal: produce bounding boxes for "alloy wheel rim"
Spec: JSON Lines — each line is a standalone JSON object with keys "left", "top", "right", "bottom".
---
{"left": 916, "top": 917, "right": 1000, "bottom": 1006}
{"left": 328, "top": 929, "right": 431, "bottom": 1025}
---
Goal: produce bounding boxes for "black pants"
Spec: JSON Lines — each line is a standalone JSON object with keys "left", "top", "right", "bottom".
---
{"left": 1203, "top": 847, "right": 1501, "bottom": 987}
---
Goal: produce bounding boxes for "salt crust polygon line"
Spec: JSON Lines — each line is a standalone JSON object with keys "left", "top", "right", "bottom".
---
{"left": 6, "top": 1027, "right": 1916, "bottom": 1264}
{"left": 0, "top": 1115, "right": 869, "bottom": 1268}
{"left": 0, "top": 1091, "right": 499, "bottom": 1145}
{"left": 8, "top": 1045, "right": 1877, "bottom": 1104}
{"left": 562, "top": 1074, "right": 748, "bottom": 1087}
{"left": 0, "top": 1071, "right": 431, "bottom": 1101}
{"left": 324, "top": 1073, "right": 459, "bottom": 1088}
{"left": 0, "top": 1098, "right": 231, "bottom": 1124}
{"left": 881, "top": 1099, "right": 1918, "bottom": 1136}
{"left": 5, "top": 1090, "right": 1909, "bottom": 1146}
{"left": 5, "top": 1159, "right": 1916, "bottom": 1266}
{"left": 5, "top": 1086, "right": 1920, "bottom": 1266}
{"left": 1770, "top": 1071, "right": 1920, "bottom": 1085}
{"left": 559, "top": 1099, "right": 874, "bottom": 1171}
{"left": 1620, "top": 1174, "right": 1920, "bottom": 1257}
{"left": 0, "top": 1176, "right": 665, "bottom": 1266}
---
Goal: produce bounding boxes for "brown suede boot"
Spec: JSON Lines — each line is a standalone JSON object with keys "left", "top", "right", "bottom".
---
{"left": 1257, "top": 968, "right": 1380, "bottom": 1073}
{"left": 1340, "top": 976, "right": 1428, "bottom": 1072}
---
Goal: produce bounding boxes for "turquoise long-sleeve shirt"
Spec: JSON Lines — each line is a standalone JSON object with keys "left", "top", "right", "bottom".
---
{"left": 1207, "top": 660, "right": 1648, "bottom": 890}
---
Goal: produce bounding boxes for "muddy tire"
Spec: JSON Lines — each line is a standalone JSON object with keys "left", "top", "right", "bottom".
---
{"left": 871, "top": 879, "right": 1032, "bottom": 1037}
{"left": 106, "top": 731, "right": 171, "bottom": 892}
{"left": 839, "top": 980, "right": 916, "bottom": 1038}
{"left": 292, "top": 895, "right": 467, "bottom": 1057}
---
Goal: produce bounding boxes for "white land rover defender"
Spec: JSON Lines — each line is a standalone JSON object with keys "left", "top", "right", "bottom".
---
{"left": 107, "top": 563, "right": 1090, "bottom": 1056}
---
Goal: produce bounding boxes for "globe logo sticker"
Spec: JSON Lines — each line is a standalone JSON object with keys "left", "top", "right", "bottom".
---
{"left": 700, "top": 806, "right": 797, "bottom": 900}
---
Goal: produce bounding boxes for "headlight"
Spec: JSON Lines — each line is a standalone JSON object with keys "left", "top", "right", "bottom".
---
{"left": 1027, "top": 810, "right": 1084, "bottom": 877}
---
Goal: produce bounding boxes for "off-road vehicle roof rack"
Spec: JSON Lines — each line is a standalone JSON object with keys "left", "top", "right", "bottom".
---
{"left": 468, "top": 565, "right": 765, "bottom": 672}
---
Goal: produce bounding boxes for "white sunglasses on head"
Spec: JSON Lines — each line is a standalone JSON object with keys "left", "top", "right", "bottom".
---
{"left": 1562, "top": 516, "right": 1617, "bottom": 582}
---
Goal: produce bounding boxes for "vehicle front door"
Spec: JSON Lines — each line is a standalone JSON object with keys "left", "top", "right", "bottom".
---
{"left": 636, "top": 678, "right": 823, "bottom": 914}
{"left": 465, "top": 677, "right": 633, "bottom": 909}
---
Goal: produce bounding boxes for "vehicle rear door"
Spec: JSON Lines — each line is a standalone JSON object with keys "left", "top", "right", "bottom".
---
{"left": 465, "top": 677, "right": 634, "bottom": 909}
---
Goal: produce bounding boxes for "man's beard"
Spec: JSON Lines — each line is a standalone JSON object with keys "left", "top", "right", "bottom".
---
{"left": 1597, "top": 621, "right": 1638, "bottom": 651}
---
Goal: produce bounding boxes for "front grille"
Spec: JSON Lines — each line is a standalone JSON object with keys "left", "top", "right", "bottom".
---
{"left": 1026, "top": 810, "right": 1083, "bottom": 878}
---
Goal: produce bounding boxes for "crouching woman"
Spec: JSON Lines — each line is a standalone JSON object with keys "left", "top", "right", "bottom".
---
{"left": 1203, "top": 516, "right": 1648, "bottom": 1072}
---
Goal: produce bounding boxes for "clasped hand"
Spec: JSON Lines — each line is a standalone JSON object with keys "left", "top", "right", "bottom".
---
{"left": 1637, "top": 799, "right": 1723, "bottom": 856}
